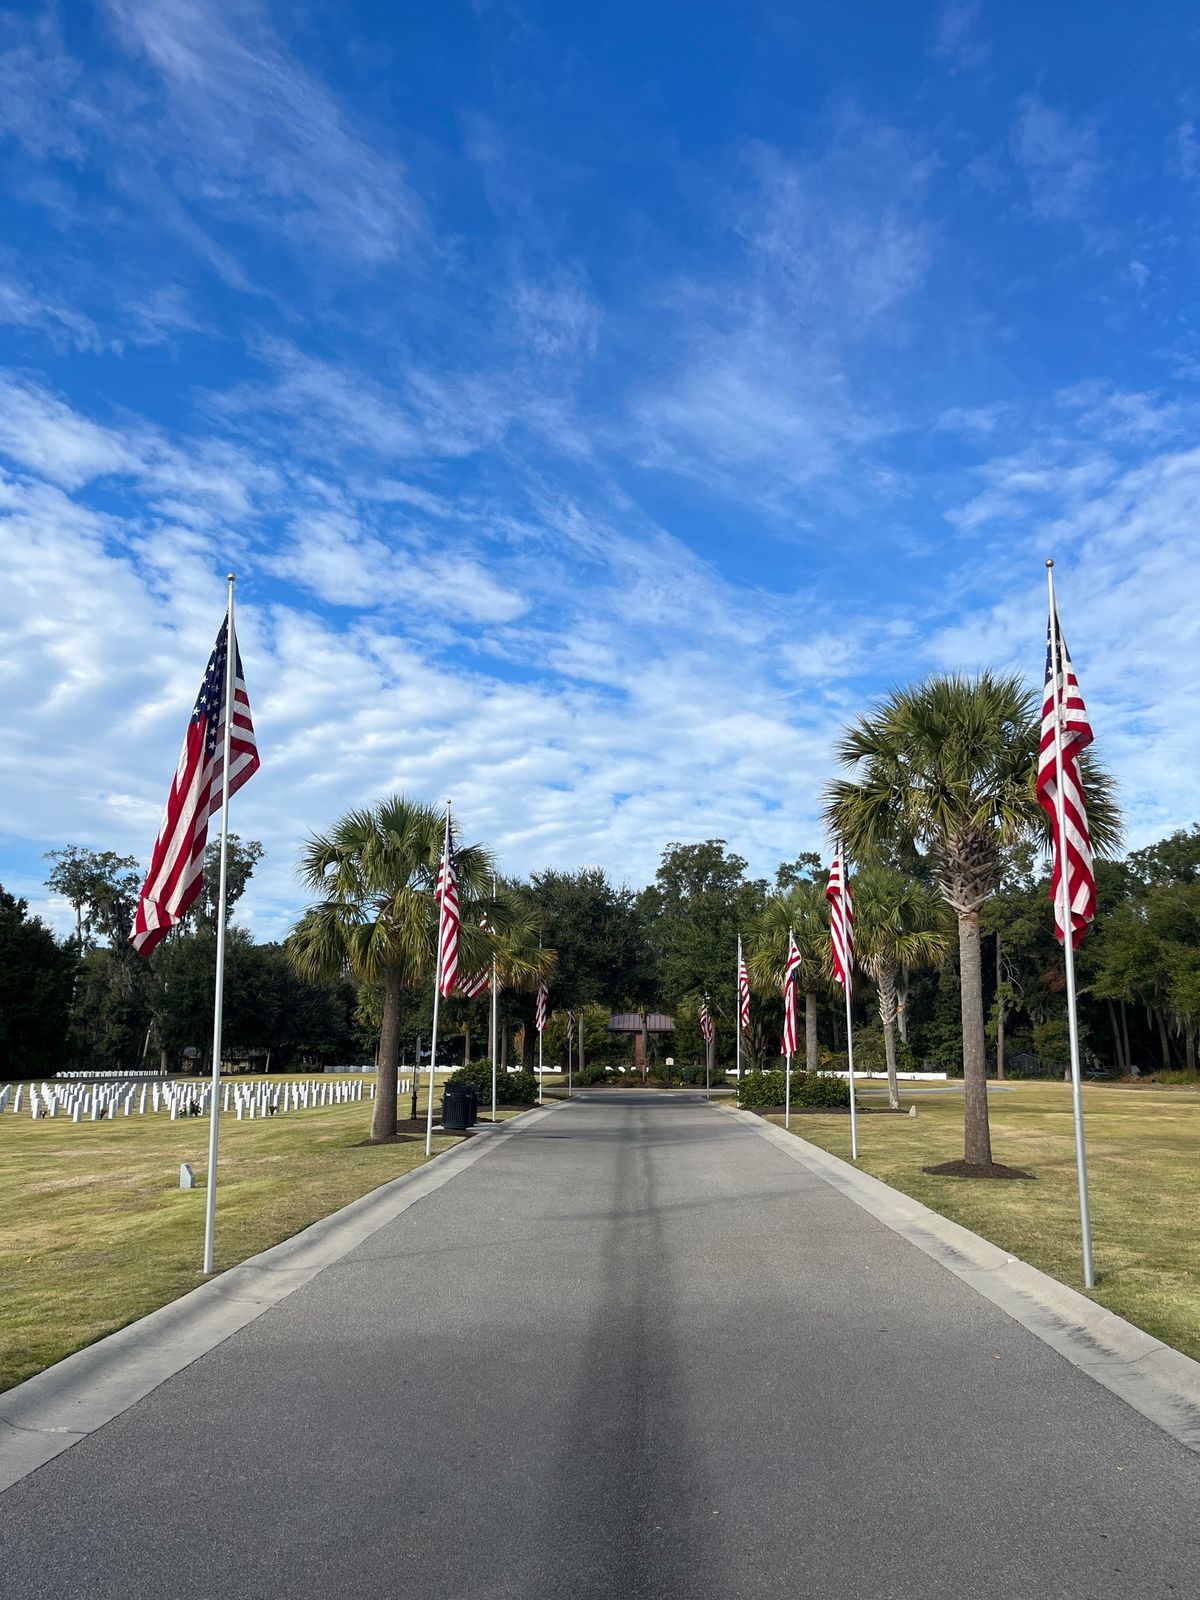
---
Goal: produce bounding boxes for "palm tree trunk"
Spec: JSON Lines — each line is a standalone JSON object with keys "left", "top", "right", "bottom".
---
{"left": 877, "top": 967, "right": 900, "bottom": 1111}
{"left": 370, "top": 960, "right": 403, "bottom": 1141}
{"left": 463, "top": 1025, "right": 472, "bottom": 1066}
{"left": 804, "top": 989, "right": 818, "bottom": 1074}
{"left": 957, "top": 911, "right": 992, "bottom": 1165}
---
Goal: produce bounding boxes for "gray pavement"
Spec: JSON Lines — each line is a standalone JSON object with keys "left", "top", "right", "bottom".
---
{"left": 3, "top": 1090, "right": 1199, "bottom": 1598}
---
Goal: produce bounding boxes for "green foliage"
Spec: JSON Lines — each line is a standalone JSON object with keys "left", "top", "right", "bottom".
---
{"left": 849, "top": 1026, "right": 916, "bottom": 1074}
{"left": 1032, "top": 1019, "right": 1071, "bottom": 1062}
{"left": 640, "top": 840, "right": 768, "bottom": 1028}
{"left": 44, "top": 846, "right": 141, "bottom": 950}
{"left": 736, "top": 1070, "right": 788, "bottom": 1107}
{"left": 532, "top": 868, "right": 654, "bottom": 1010}
{"left": 797, "top": 1071, "right": 853, "bottom": 1108}
{"left": 736, "top": 1068, "right": 854, "bottom": 1108}
{"left": 446, "top": 1059, "right": 538, "bottom": 1105}
{"left": 0, "top": 889, "right": 77, "bottom": 1077}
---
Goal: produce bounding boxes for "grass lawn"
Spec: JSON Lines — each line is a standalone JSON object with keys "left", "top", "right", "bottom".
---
{"left": 1, "top": 1076, "right": 516, "bottom": 1393}
{"left": 764, "top": 1081, "right": 1200, "bottom": 1360}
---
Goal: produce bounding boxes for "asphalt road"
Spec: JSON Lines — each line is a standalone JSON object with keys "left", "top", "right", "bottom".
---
{"left": 3, "top": 1091, "right": 1199, "bottom": 1598}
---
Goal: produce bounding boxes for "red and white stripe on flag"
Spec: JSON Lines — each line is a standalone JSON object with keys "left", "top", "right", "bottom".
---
{"left": 781, "top": 931, "right": 800, "bottom": 1055}
{"left": 826, "top": 855, "right": 854, "bottom": 994}
{"left": 131, "top": 616, "right": 259, "bottom": 957}
{"left": 700, "top": 999, "right": 714, "bottom": 1044}
{"left": 535, "top": 982, "right": 549, "bottom": 1034}
{"left": 435, "top": 834, "right": 461, "bottom": 997}
{"left": 1036, "top": 607, "right": 1097, "bottom": 949}
{"left": 459, "top": 913, "right": 490, "bottom": 998}
{"left": 738, "top": 956, "right": 751, "bottom": 1030}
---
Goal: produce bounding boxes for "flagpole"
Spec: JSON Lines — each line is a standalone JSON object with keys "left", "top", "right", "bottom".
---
{"left": 425, "top": 802, "right": 451, "bottom": 1158}
{"left": 489, "top": 875, "right": 498, "bottom": 1124}
{"left": 567, "top": 1011, "right": 572, "bottom": 1098}
{"left": 704, "top": 992, "right": 711, "bottom": 1101}
{"left": 785, "top": 926, "right": 793, "bottom": 1130}
{"left": 842, "top": 849, "right": 859, "bottom": 1163}
{"left": 1046, "top": 560, "right": 1096, "bottom": 1288}
{"left": 202, "top": 574, "right": 237, "bottom": 1275}
{"left": 736, "top": 935, "right": 743, "bottom": 1084}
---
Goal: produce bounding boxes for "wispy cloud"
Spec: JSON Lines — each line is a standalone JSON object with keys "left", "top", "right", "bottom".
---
{"left": 928, "top": 2, "right": 990, "bottom": 74}
{"left": 1011, "top": 95, "right": 1103, "bottom": 224}
{"left": 102, "top": 0, "right": 422, "bottom": 265}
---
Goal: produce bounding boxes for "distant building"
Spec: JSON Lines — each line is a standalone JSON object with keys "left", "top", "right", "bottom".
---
{"left": 607, "top": 1011, "right": 675, "bottom": 1072}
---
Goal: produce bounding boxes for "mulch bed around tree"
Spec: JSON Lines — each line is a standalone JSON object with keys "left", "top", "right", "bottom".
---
{"left": 355, "top": 1117, "right": 455, "bottom": 1146}
{"left": 923, "top": 1159, "right": 1036, "bottom": 1180}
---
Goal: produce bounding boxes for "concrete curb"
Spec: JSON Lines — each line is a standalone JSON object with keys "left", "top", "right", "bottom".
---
{"left": 0, "top": 1100, "right": 562, "bottom": 1495}
{"left": 722, "top": 1104, "right": 1200, "bottom": 1456}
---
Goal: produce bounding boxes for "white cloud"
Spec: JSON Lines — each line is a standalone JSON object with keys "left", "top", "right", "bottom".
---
{"left": 929, "top": 2, "right": 989, "bottom": 73}
{"left": 102, "top": 0, "right": 422, "bottom": 264}
{"left": 929, "top": 409, "right": 1200, "bottom": 846}
{"left": 1011, "top": 96, "right": 1102, "bottom": 224}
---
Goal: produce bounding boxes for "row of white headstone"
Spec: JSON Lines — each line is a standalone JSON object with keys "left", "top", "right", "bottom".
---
{"left": 0, "top": 1077, "right": 388, "bottom": 1125}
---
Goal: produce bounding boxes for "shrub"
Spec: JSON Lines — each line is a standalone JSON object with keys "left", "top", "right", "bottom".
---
{"left": 574, "top": 1065, "right": 607, "bottom": 1086}
{"left": 737, "top": 1070, "right": 788, "bottom": 1108}
{"left": 446, "top": 1059, "right": 538, "bottom": 1106}
{"left": 796, "top": 1071, "right": 853, "bottom": 1109}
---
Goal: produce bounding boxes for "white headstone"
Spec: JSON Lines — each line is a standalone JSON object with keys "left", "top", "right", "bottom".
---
{"left": 179, "top": 1162, "right": 196, "bottom": 1190}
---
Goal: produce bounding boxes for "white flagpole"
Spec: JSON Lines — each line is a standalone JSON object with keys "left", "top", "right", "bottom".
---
{"left": 538, "top": 1019, "right": 544, "bottom": 1105}
{"left": 785, "top": 926, "right": 793, "bottom": 1130}
{"left": 567, "top": 1011, "right": 572, "bottom": 1098}
{"left": 202, "top": 574, "right": 237, "bottom": 1275}
{"left": 425, "top": 802, "right": 451, "bottom": 1158}
{"left": 842, "top": 850, "right": 859, "bottom": 1162}
{"left": 489, "top": 874, "right": 498, "bottom": 1124}
{"left": 1046, "top": 560, "right": 1096, "bottom": 1288}
{"left": 704, "top": 993, "right": 711, "bottom": 1101}
{"left": 736, "top": 935, "right": 743, "bottom": 1083}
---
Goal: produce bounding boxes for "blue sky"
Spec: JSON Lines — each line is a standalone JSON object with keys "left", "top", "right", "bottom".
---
{"left": 1, "top": 0, "right": 1199, "bottom": 940}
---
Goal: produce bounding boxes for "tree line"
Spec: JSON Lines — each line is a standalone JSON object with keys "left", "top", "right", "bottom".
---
{"left": 3, "top": 673, "right": 1197, "bottom": 1156}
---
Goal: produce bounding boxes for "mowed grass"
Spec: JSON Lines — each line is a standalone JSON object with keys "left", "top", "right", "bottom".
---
{"left": 0, "top": 1075, "right": 502, "bottom": 1392}
{"left": 766, "top": 1081, "right": 1200, "bottom": 1359}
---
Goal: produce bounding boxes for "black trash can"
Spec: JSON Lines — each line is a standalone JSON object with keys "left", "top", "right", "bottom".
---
{"left": 441, "top": 1082, "right": 470, "bottom": 1132}
{"left": 463, "top": 1085, "right": 479, "bottom": 1127}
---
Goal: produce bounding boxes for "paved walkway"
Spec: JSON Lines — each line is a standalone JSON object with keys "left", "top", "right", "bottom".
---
{"left": 3, "top": 1091, "right": 1198, "bottom": 1598}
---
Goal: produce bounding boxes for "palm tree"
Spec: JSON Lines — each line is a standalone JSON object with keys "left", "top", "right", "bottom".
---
{"left": 749, "top": 879, "right": 830, "bottom": 1074}
{"left": 825, "top": 672, "right": 1119, "bottom": 1166}
{"left": 491, "top": 882, "right": 556, "bottom": 1071}
{"left": 288, "top": 795, "right": 498, "bottom": 1142}
{"left": 854, "top": 866, "right": 951, "bottom": 1110}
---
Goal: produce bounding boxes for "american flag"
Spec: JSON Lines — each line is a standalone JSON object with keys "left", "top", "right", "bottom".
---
{"left": 738, "top": 950, "right": 751, "bottom": 1030}
{"left": 435, "top": 827, "right": 460, "bottom": 998}
{"left": 700, "top": 997, "right": 714, "bottom": 1044}
{"left": 131, "top": 615, "right": 259, "bottom": 956}
{"left": 1037, "top": 606, "right": 1096, "bottom": 948}
{"left": 459, "top": 913, "right": 490, "bottom": 998}
{"left": 535, "top": 982, "right": 549, "bottom": 1034}
{"left": 782, "top": 930, "right": 800, "bottom": 1056}
{"left": 826, "top": 854, "right": 854, "bottom": 994}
